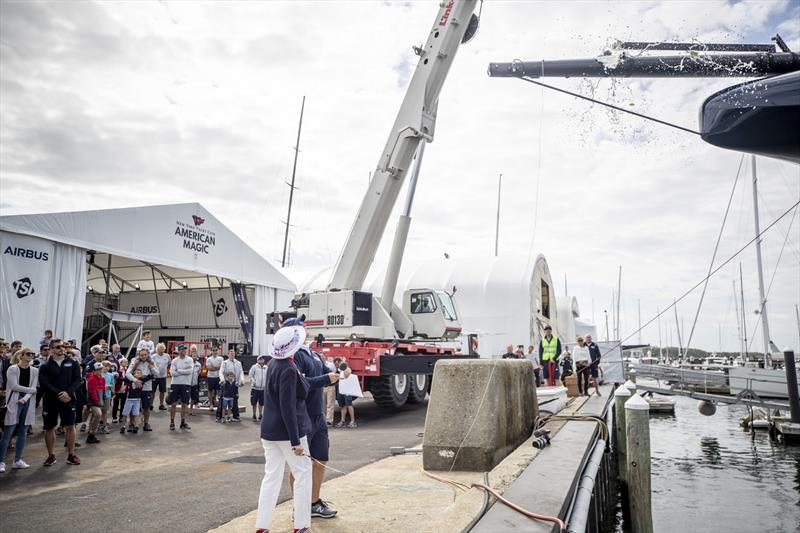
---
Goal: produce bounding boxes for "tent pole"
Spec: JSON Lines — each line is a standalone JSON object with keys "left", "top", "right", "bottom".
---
{"left": 151, "top": 266, "right": 164, "bottom": 328}
{"left": 104, "top": 254, "right": 112, "bottom": 308}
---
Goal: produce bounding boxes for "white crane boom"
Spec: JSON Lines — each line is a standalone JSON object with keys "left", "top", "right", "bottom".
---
{"left": 327, "top": 0, "right": 478, "bottom": 291}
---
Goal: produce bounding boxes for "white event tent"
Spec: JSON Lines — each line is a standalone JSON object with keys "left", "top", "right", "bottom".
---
{"left": 0, "top": 203, "right": 295, "bottom": 354}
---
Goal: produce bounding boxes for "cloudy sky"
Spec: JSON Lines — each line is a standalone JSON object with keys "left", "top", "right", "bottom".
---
{"left": 1, "top": 0, "right": 798, "bottom": 353}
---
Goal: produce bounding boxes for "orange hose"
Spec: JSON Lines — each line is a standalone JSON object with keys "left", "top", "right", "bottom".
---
{"left": 470, "top": 482, "right": 567, "bottom": 532}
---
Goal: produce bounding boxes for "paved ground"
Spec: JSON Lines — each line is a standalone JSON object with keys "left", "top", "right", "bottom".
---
{"left": 0, "top": 386, "right": 428, "bottom": 533}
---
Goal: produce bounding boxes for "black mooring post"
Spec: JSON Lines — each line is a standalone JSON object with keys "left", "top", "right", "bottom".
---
{"left": 784, "top": 349, "right": 800, "bottom": 423}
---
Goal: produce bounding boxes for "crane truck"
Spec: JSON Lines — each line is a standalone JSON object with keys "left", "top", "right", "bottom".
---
{"left": 290, "top": 0, "right": 480, "bottom": 409}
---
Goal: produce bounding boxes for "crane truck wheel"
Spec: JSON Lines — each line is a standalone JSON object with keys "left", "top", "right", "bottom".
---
{"left": 371, "top": 375, "right": 410, "bottom": 410}
{"left": 406, "top": 374, "right": 428, "bottom": 404}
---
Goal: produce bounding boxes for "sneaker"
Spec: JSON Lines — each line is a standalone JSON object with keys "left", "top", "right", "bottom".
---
{"left": 127, "top": 425, "right": 135, "bottom": 433}
{"left": 294, "top": 529, "right": 309, "bottom": 533}
{"left": 596, "top": 391, "right": 602, "bottom": 397}
{"left": 66, "top": 454, "right": 81, "bottom": 465}
{"left": 120, "top": 426, "right": 126, "bottom": 434}
{"left": 43, "top": 454, "right": 57, "bottom": 467}
{"left": 100, "top": 426, "right": 111, "bottom": 435}
{"left": 311, "top": 499, "right": 338, "bottom": 518}
{"left": 143, "top": 423, "right": 152, "bottom": 432}
{"left": 326, "top": 421, "right": 333, "bottom": 427}
{"left": 347, "top": 421, "right": 358, "bottom": 428}
{"left": 0, "top": 462, "right": 5, "bottom": 473}
{"left": 215, "top": 418, "right": 222, "bottom": 423}
{"left": 232, "top": 418, "right": 241, "bottom": 423}
{"left": 112, "top": 418, "right": 118, "bottom": 424}
{"left": 86, "top": 434, "right": 100, "bottom": 444}
{"left": 9, "top": 458, "right": 27, "bottom": 470}
{"left": 334, "top": 422, "right": 344, "bottom": 428}
{"left": 169, "top": 422, "right": 175, "bottom": 431}
{"left": 132, "top": 426, "right": 139, "bottom": 434}
{"left": 221, "top": 418, "right": 227, "bottom": 424}
{"left": 258, "top": 414, "right": 262, "bottom": 420}
{"left": 180, "top": 422, "right": 191, "bottom": 430}
{"left": 159, "top": 405, "right": 167, "bottom": 411}
{"left": 252, "top": 414, "right": 257, "bottom": 420}
{"left": 79, "top": 423, "right": 87, "bottom": 433}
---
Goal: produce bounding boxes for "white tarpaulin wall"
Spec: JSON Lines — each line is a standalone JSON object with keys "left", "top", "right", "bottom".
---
{"left": 1, "top": 231, "right": 85, "bottom": 349}
{"left": 597, "top": 341, "right": 624, "bottom": 383}
{"left": 1, "top": 203, "right": 296, "bottom": 354}
{"left": 364, "top": 254, "right": 558, "bottom": 358}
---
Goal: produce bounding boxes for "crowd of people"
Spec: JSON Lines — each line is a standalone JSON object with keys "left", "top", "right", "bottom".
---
{"left": 501, "top": 325, "right": 603, "bottom": 396}
{"left": 0, "top": 327, "right": 359, "bottom": 482}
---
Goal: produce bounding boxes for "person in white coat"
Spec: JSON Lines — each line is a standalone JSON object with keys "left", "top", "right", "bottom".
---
{"left": 0, "top": 348, "right": 39, "bottom": 472}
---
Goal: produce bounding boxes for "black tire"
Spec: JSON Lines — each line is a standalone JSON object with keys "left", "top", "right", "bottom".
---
{"left": 406, "top": 374, "right": 428, "bottom": 404}
{"left": 371, "top": 375, "right": 410, "bottom": 410}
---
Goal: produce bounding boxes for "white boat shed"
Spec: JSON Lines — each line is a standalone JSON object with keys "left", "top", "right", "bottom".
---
{"left": 0, "top": 203, "right": 295, "bottom": 355}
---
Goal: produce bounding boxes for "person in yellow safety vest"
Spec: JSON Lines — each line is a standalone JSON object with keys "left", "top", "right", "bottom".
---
{"left": 538, "top": 325, "right": 562, "bottom": 385}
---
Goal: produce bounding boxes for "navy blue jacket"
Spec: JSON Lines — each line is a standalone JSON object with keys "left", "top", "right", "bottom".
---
{"left": 261, "top": 358, "right": 311, "bottom": 446}
{"left": 293, "top": 346, "right": 333, "bottom": 417}
{"left": 38, "top": 356, "right": 82, "bottom": 402}
{"left": 587, "top": 342, "right": 602, "bottom": 369}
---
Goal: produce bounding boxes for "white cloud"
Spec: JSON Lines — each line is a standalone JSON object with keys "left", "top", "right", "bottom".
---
{"left": 1, "top": 0, "right": 798, "bottom": 353}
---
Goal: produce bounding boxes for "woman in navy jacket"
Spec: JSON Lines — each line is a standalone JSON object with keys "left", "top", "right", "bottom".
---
{"left": 256, "top": 325, "right": 312, "bottom": 533}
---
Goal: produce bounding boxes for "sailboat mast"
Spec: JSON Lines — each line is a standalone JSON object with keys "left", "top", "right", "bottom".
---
{"left": 674, "top": 300, "right": 683, "bottom": 360}
{"left": 751, "top": 155, "right": 772, "bottom": 365}
{"left": 638, "top": 299, "right": 642, "bottom": 344}
{"left": 281, "top": 96, "right": 306, "bottom": 268}
{"left": 733, "top": 279, "right": 744, "bottom": 363}
{"left": 616, "top": 266, "right": 622, "bottom": 340}
{"left": 739, "top": 263, "right": 748, "bottom": 362}
{"left": 657, "top": 306, "right": 663, "bottom": 358}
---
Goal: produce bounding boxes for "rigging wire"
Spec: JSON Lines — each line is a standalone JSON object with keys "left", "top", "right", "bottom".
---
{"left": 524, "top": 78, "right": 546, "bottom": 276}
{"left": 744, "top": 203, "right": 799, "bottom": 353}
{"left": 581, "top": 198, "right": 800, "bottom": 370}
{"left": 683, "top": 154, "right": 745, "bottom": 356}
{"left": 517, "top": 76, "right": 701, "bottom": 135}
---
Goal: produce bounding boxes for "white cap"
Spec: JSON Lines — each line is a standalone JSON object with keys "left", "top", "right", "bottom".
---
{"left": 623, "top": 380, "right": 637, "bottom": 390}
{"left": 614, "top": 385, "right": 631, "bottom": 397}
{"left": 271, "top": 326, "right": 306, "bottom": 359}
{"left": 624, "top": 393, "right": 650, "bottom": 411}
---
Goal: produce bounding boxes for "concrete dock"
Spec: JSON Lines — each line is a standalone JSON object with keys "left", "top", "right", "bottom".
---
{"left": 212, "top": 384, "right": 613, "bottom": 533}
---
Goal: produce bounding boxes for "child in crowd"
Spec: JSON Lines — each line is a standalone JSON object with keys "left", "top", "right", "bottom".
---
{"left": 189, "top": 352, "right": 201, "bottom": 416}
{"left": 99, "top": 360, "right": 115, "bottom": 434}
{"left": 560, "top": 350, "right": 574, "bottom": 388}
{"left": 112, "top": 358, "right": 129, "bottom": 423}
{"left": 221, "top": 371, "right": 237, "bottom": 423}
{"left": 86, "top": 362, "right": 106, "bottom": 444}
{"left": 121, "top": 368, "right": 148, "bottom": 434}
{"left": 335, "top": 361, "right": 357, "bottom": 428}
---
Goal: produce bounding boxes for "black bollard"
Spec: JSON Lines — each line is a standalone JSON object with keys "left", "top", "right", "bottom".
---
{"left": 783, "top": 349, "right": 800, "bottom": 423}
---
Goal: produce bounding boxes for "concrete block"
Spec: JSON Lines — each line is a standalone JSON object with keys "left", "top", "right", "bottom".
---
{"left": 423, "top": 359, "right": 537, "bottom": 471}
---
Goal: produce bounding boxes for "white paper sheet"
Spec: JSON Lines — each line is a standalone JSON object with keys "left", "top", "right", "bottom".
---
{"left": 337, "top": 374, "right": 363, "bottom": 397}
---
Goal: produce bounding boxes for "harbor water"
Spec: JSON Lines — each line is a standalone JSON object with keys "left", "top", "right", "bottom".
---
{"left": 643, "top": 387, "right": 800, "bottom": 533}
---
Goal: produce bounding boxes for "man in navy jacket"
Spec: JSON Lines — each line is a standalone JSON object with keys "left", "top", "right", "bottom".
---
{"left": 39, "top": 339, "right": 82, "bottom": 466}
{"left": 282, "top": 316, "right": 340, "bottom": 519}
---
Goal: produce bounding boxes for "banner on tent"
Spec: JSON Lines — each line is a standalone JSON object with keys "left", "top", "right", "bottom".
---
{"left": 0, "top": 232, "right": 55, "bottom": 349}
{"left": 231, "top": 283, "right": 253, "bottom": 355}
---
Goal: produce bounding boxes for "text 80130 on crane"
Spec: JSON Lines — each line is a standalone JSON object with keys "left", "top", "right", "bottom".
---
{"left": 290, "top": 0, "right": 480, "bottom": 409}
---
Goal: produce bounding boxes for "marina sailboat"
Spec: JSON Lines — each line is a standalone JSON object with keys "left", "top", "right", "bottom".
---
{"left": 728, "top": 155, "right": 797, "bottom": 399}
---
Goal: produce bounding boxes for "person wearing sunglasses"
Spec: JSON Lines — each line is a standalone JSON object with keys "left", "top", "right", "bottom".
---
{"left": 0, "top": 347, "right": 39, "bottom": 472}
{"left": 38, "top": 339, "right": 82, "bottom": 466}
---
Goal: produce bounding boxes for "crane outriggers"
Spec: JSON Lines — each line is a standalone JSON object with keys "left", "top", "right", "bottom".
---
{"left": 291, "top": 1, "right": 480, "bottom": 409}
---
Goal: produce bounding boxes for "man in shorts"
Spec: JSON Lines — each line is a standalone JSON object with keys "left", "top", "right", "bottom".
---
{"left": 282, "top": 316, "right": 339, "bottom": 519}
{"left": 126, "top": 349, "right": 157, "bottom": 431}
{"left": 168, "top": 344, "right": 193, "bottom": 430}
{"left": 38, "top": 339, "right": 81, "bottom": 466}
{"left": 205, "top": 346, "right": 223, "bottom": 409}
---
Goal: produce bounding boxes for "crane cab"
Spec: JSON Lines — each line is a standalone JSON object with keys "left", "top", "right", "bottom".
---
{"left": 403, "top": 288, "right": 461, "bottom": 340}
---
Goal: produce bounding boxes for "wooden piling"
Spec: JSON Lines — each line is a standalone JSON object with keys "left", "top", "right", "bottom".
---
{"left": 614, "top": 385, "right": 631, "bottom": 485}
{"left": 624, "top": 379, "right": 637, "bottom": 392}
{"left": 625, "top": 393, "right": 653, "bottom": 533}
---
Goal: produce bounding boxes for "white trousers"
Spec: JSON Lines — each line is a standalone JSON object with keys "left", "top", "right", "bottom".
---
{"left": 256, "top": 437, "right": 312, "bottom": 530}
